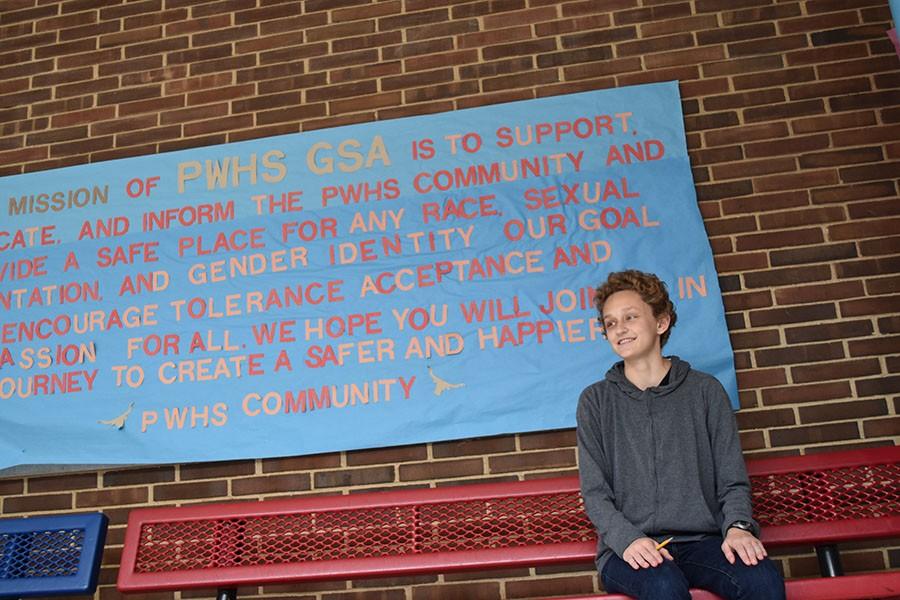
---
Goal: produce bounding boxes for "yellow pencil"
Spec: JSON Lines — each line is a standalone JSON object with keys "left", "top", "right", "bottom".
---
{"left": 655, "top": 536, "right": 674, "bottom": 551}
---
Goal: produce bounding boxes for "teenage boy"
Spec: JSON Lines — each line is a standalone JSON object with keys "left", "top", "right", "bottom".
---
{"left": 577, "top": 270, "right": 785, "bottom": 600}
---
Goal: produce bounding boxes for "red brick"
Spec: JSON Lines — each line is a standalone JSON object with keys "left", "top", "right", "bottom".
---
{"left": 764, "top": 207, "right": 847, "bottom": 231}
{"left": 696, "top": 180, "right": 753, "bottom": 202}
{"left": 744, "top": 134, "right": 830, "bottom": 159}
{"left": 841, "top": 295, "right": 900, "bottom": 318}
{"left": 818, "top": 55, "right": 900, "bottom": 79}
{"left": 645, "top": 45, "right": 725, "bottom": 69}
{"left": 859, "top": 236, "right": 900, "bottom": 256}
{"left": 799, "top": 398, "right": 888, "bottom": 423}
{"left": 745, "top": 99, "right": 826, "bottom": 124}
{"left": 775, "top": 281, "right": 865, "bottom": 305}
{"left": 167, "top": 14, "right": 232, "bottom": 36}
{"left": 520, "top": 429, "right": 576, "bottom": 450}
{"left": 3, "top": 493, "right": 72, "bottom": 514}
{"left": 848, "top": 335, "right": 900, "bottom": 358}
{"left": 232, "top": 473, "right": 311, "bottom": 496}
{"left": 482, "top": 38, "right": 557, "bottom": 61}
{"left": 754, "top": 168, "right": 839, "bottom": 193}
{"left": 489, "top": 449, "right": 575, "bottom": 473}
{"left": 866, "top": 274, "right": 900, "bottom": 295}
{"left": 863, "top": 416, "right": 900, "bottom": 438}
{"left": 733, "top": 66, "right": 816, "bottom": 91}
{"left": 258, "top": 13, "right": 327, "bottom": 37}
{"left": 91, "top": 113, "right": 159, "bottom": 135}
{"left": 811, "top": 180, "right": 896, "bottom": 205}
{"left": 329, "top": 91, "right": 403, "bottom": 115}
{"left": 785, "top": 320, "right": 873, "bottom": 344}
{"left": 792, "top": 358, "right": 882, "bottom": 384}
{"left": 160, "top": 103, "right": 228, "bottom": 125}
{"left": 76, "top": 487, "right": 148, "bottom": 508}
{"left": 159, "top": 133, "right": 227, "bottom": 152}
{"left": 791, "top": 78, "right": 873, "bottom": 103}
{"left": 506, "top": 575, "right": 595, "bottom": 599}
{"left": 755, "top": 342, "right": 845, "bottom": 368}
{"left": 856, "top": 375, "right": 900, "bottom": 397}
{"left": 736, "top": 408, "right": 795, "bottom": 430}
{"left": 459, "top": 57, "right": 535, "bottom": 80}
{"left": 538, "top": 46, "right": 613, "bottom": 68}
{"left": 124, "top": 36, "right": 189, "bottom": 59}
{"left": 331, "top": 31, "right": 399, "bottom": 54}
{"left": 35, "top": 11, "right": 94, "bottom": 33}
{"left": 482, "top": 6, "right": 557, "bottom": 29}
{"left": 714, "top": 251, "right": 769, "bottom": 274}
{"left": 413, "top": 582, "right": 500, "bottom": 600}
{"left": 829, "top": 217, "right": 900, "bottom": 241}
{"left": 738, "top": 228, "right": 825, "bottom": 252}
{"left": 54, "top": 76, "right": 121, "bottom": 100}
{"left": 706, "top": 122, "right": 790, "bottom": 147}
{"left": 99, "top": 55, "right": 162, "bottom": 76}
{"left": 154, "top": 480, "right": 228, "bottom": 501}
{"left": 792, "top": 110, "right": 878, "bottom": 135}
{"left": 619, "top": 65, "right": 700, "bottom": 88}
{"left": 399, "top": 458, "right": 484, "bottom": 481}
{"left": 0, "top": 478, "right": 24, "bottom": 496}
{"left": 104, "top": 466, "right": 176, "bottom": 487}
{"left": 333, "top": 1, "right": 401, "bottom": 22}
{"left": 125, "top": 8, "right": 189, "bottom": 29}
{"left": 722, "top": 290, "right": 773, "bottom": 312}
{"left": 811, "top": 23, "right": 888, "bottom": 46}
{"left": 712, "top": 156, "right": 796, "bottom": 180}
{"left": 27, "top": 125, "right": 89, "bottom": 145}
{"left": 405, "top": 81, "right": 480, "bottom": 104}
{"left": 51, "top": 135, "right": 114, "bottom": 157}
{"left": 236, "top": 62, "right": 305, "bottom": 85}
{"left": 261, "top": 452, "right": 341, "bottom": 473}
{"left": 535, "top": 14, "right": 610, "bottom": 36}
{"left": 314, "top": 466, "right": 395, "bottom": 489}
{"left": 836, "top": 256, "right": 900, "bottom": 278}
{"left": 735, "top": 367, "right": 788, "bottom": 390}
{"left": 849, "top": 199, "right": 900, "bottom": 220}
{"left": 51, "top": 106, "right": 116, "bottom": 128}
{"left": 749, "top": 302, "right": 837, "bottom": 327}
{"left": 432, "top": 435, "right": 517, "bottom": 458}
{"left": 346, "top": 445, "right": 428, "bottom": 466}
{"left": 117, "top": 124, "right": 182, "bottom": 147}
{"left": 778, "top": 11, "right": 860, "bottom": 35}
{"left": 770, "top": 422, "right": 860, "bottom": 447}
{"left": 29, "top": 472, "right": 97, "bottom": 493}
{"left": 565, "top": 25, "right": 638, "bottom": 49}
{"left": 382, "top": 68, "right": 454, "bottom": 92}
{"left": 761, "top": 381, "right": 852, "bottom": 406}
{"left": 453, "top": 0, "right": 528, "bottom": 19}
{"left": 406, "top": 49, "right": 478, "bottom": 73}
{"left": 255, "top": 103, "right": 327, "bottom": 126}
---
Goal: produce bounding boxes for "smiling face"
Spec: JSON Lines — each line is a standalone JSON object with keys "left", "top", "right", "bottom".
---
{"left": 600, "top": 290, "right": 671, "bottom": 362}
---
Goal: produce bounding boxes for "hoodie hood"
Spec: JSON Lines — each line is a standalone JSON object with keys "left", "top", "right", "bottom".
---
{"left": 604, "top": 355, "right": 691, "bottom": 399}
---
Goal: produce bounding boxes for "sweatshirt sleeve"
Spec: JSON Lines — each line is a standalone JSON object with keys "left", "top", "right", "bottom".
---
{"left": 576, "top": 390, "right": 646, "bottom": 556}
{"left": 706, "top": 378, "right": 758, "bottom": 537}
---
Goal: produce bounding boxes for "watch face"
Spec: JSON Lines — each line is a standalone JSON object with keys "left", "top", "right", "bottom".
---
{"left": 731, "top": 521, "right": 752, "bottom": 531}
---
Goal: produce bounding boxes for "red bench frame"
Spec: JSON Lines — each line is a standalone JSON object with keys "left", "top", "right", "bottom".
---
{"left": 117, "top": 446, "right": 900, "bottom": 599}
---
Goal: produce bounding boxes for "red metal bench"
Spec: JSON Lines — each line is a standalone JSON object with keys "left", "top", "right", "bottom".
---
{"left": 117, "top": 446, "right": 900, "bottom": 600}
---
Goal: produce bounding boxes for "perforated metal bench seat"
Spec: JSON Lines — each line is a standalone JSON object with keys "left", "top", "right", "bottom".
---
{"left": 0, "top": 512, "right": 108, "bottom": 598}
{"left": 117, "top": 446, "right": 900, "bottom": 598}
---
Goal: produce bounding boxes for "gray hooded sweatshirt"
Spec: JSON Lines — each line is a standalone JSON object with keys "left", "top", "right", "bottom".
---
{"left": 576, "top": 356, "right": 755, "bottom": 572}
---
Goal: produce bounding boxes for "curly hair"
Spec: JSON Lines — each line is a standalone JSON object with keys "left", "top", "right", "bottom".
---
{"left": 594, "top": 270, "right": 677, "bottom": 348}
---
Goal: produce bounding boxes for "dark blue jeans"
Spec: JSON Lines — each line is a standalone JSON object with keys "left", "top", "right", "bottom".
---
{"left": 601, "top": 537, "right": 786, "bottom": 600}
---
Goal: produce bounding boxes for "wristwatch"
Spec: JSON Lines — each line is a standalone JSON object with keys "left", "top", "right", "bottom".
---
{"left": 728, "top": 520, "right": 754, "bottom": 533}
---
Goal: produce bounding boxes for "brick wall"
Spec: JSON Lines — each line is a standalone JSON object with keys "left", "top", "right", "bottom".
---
{"left": 1, "top": 0, "right": 898, "bottom": 598}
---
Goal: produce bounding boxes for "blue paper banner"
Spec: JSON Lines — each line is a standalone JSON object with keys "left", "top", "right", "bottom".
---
{"left": 0, "top": 81, "right": 736, "bottom": 469}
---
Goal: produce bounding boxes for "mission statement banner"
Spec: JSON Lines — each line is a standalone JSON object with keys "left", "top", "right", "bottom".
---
{"left": 0, "top": 81, "right": 736, "bottom": 469}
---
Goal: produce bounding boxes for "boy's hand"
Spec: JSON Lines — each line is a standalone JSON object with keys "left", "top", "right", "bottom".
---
{"left": 623, "top": 537, "right": 673, "bottom": 569}
{"left": 722, "top": 529, "right": 767, "bottom": 566}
